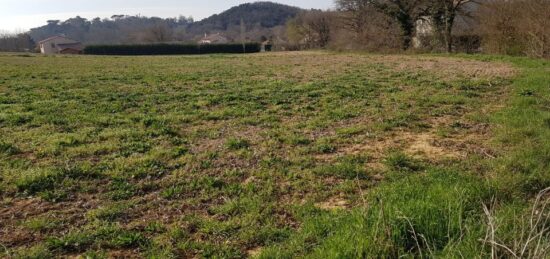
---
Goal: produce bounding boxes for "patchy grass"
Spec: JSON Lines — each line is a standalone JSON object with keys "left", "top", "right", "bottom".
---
{"left": 226, "top": 137, "right": 251, "bottom": 150}
{"left": 0, "top": 51, "right": 546, "bottom": 258}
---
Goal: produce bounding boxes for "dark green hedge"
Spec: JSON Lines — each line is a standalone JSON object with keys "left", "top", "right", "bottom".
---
{"left": 84, "top": 43, "right": 262, "bottom": 55}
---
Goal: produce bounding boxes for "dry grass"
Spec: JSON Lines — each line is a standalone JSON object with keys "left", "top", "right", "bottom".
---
{"left": 482, "top": 187, "right": 550, "bottom": 259}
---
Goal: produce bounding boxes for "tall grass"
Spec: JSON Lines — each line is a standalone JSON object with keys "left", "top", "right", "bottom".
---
{"left": 259, "top": 56, "right": 550, "bottom": 258}
{"left": 260, "top": 169, "right": 495, "bottom": 258}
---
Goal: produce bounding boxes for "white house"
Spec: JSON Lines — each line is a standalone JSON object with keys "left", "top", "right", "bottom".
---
{"left": 412, "top": 17, "right": 435, "bottom": 48}
{"left": 198, "top": 33, "right": 230, "bottom": 44}
{"left": 38, "top": 36, "right": 84, "bottom": 54}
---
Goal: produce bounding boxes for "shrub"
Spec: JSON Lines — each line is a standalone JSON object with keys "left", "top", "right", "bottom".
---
{"left": 478, "top": 0, "right": 550, "bottom": 58}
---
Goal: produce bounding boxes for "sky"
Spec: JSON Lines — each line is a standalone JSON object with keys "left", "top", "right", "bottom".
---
{"left": 0, "top": 0, "right": 335, "bottom": 32}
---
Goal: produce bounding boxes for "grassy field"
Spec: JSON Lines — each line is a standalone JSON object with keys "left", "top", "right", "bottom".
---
{"left": 0, "top": 52, "right": 548, "bottom": 258}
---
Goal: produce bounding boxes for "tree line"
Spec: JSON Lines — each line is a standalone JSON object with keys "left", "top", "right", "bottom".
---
{"left": 30, "top": 15, "right": 194, "bottom": 45}
{"left": 286, "top": 0, "right": 549, "bottom": 58}
{"left": 0, "top": 31, "right": 35, "bottom": 52}
{"left": 1, "top": 0, "right": 548, "bottom": 58}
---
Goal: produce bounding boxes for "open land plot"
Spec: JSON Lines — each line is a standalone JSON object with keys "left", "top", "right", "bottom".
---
{"left": 0, "top": 52, "right": 548, "bottom": 258}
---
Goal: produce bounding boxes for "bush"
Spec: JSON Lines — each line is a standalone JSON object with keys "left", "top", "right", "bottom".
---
{"left": 84, "top": 43, "right": 262, "bottom": 55}
{"left": 479, "top": 0, "right": 550, "bottom": 58}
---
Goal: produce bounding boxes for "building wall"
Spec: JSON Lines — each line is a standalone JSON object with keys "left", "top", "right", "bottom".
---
{"left": 40, "top": 37, "right": 78, "bottom": 54}
{"left": 413, "top": 17, "right": 435, "bottom": 49}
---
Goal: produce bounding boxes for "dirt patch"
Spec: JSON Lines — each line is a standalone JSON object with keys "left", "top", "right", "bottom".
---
{"left": 251, "top": 52, "right": 516, "bottom": 83}
{"left": 315, "top": 196, "right": 349, "bottom": 210}
{"left": 371, "top": 55, "right": 517, "bottom": 81}
{"left": 0, "top": 195, "right": 97, "bottom": 249}
{"left": 315, "top": 129, "right": 468, "bottom": 167}
{"left": 404, "top": 132, "right": 463, "bottom": 159}
{"left": 247, "top": 246, "right": 263, "bottom": 257}
{"left": 106, "top": 249, "right": 143, "bottom": 259}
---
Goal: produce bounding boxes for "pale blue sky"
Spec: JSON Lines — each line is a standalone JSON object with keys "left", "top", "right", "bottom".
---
{"left": 0, "top": 0, "right": 335, "bottom": 32}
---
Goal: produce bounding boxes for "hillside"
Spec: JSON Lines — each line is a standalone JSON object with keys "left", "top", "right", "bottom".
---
{"left": 189, "top": 2, "right": 301, "bottom": 32}
{"left": 27, "top": 2, "right": 301, "bottom": 44}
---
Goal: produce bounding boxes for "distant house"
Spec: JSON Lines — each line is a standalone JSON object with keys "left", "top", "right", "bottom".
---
{"left": 198, "top": 33, "right": 230, "bottom": 44}
{"left": 411, "top": 15, "right": 481, "bottom": 52}
{"left": 261, "top": 40, "right": 272, "bottom": 52}
{"left": 38, "top": 36, "right": 83, "bottom": 54}
{"left": 412, "top": 17, "right": 434, "bottom": 48}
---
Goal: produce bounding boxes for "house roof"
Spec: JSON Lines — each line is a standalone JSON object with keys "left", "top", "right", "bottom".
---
{"left": 38, "top": 35, "right": 79, "bottom": 44}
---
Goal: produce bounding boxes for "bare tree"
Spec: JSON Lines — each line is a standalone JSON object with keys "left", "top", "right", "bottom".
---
{"left": 518, "top": 0, "right": 550, "bottom": 58}
{"left": 286, "top": 10, "right": 333, "bottom": 49}
{"left": 429, "top": 0, "right": 479, "bottom": 52}
{"left": 336, "top": 0, "right": 431, "bottom": 49}
{"left": 335, "top": 0, "right": 371, "bottom": 36}
{"left": 0, "top": 31, "right": 35, "bottom": 52}
{"left": 145, "top": 21, "right": 173, "bottom": 43}
{"left": 478, "top": 0, "right": 550, "bottom": 58}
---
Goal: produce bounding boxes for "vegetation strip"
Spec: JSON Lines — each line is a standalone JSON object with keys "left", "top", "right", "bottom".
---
{"left": 84, "top": 43, "right": 263, "bottom": 55}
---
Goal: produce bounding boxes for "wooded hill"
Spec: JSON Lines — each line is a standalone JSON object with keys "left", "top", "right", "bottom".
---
{"left": 27, "top": 2, "right": 301, "bottom": 45}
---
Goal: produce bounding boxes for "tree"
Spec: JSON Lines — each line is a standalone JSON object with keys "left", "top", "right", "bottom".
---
{"left": 429, "top": 0, "right": 478, "bottom": 52}
{"left": 336, "top": 0, "right": 431, "bottom": 49}
{"left": 145, "top": 21, "right": 173, "bottom": 42}
{"left": 0, "top": 32, "right": 35, "bottom": 52}
{"left": 286, "top": 10, "right": 333, "bottom": 49}
{"left": 335, "top": 0, "right": 370, "bottom": 36}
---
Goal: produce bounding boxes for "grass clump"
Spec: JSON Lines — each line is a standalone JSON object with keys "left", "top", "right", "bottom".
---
{"left": 384, "top": 152, "right": 424, "bottom": 172}
{"left": 313, "top": 139, "right": 337, "bottom": 154}
{"left": 11, "top": 244, "right": 53, "bottom": 259}
{"left": 106, "top": 178, "right": 138, "bottom": 201}
{"left": 47, "top": 224, "right": 148, "bottom": 253}
{"left": 87, "top": 203, "right": 130, "bottom": 221}
{"left": 225, "top": 138, "right": 250, "bottom": 150}
{"left": 47, "top": 231, "right": 95, "bottom": 252}
{"left": 161, "top": 185, "right": 184, "bottom": 199}
{"left": 23, "top": 216, "right": 61, "bottom": 232}
{"left": 314, "top": 155, "right": 368, "bottom": 180}
{"left": 15, "top": 169, "right": 62, "bottom": 195}
{"left": 0, "top": 141, "right": 19, "bottom": 155}
{"left": 15, "top": 165, "right": 102, "bottom": 196}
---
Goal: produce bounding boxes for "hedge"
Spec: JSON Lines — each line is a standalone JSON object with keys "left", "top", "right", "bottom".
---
{"left": 83, "top": 43, "right": 262, "bottom": 55}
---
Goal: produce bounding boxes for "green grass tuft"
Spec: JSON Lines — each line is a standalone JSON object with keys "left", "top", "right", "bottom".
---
{"left": 226, "top": 138, "right": 250, "bottom": 150}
